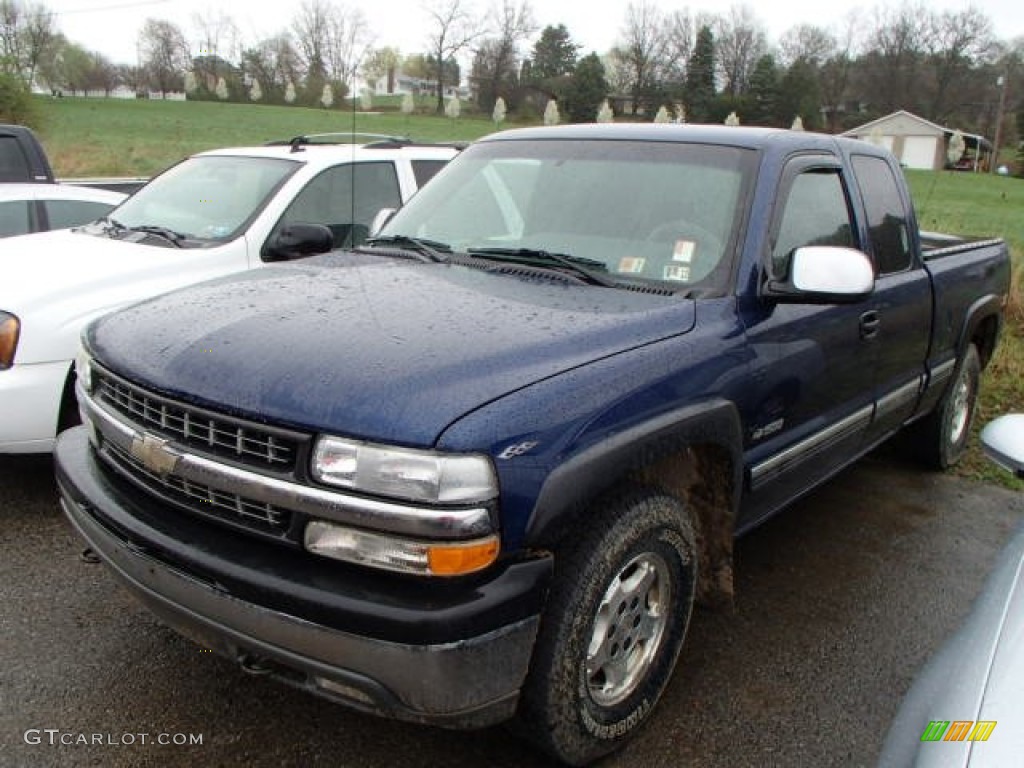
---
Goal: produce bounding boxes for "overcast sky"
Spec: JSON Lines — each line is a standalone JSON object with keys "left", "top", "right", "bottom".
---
{"left": 43, "top": 0, "right": 1024, "bottom": 68}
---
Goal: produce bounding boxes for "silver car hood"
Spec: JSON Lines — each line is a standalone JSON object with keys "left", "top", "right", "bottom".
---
{"left": 878, "top": 522, "right": 1024, "bottom": 767}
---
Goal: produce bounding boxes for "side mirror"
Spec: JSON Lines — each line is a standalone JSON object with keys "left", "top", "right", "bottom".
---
{"left": 263, "top": 222, "right": 334, "bottom": 262}
{"left": 370, "top": 208, "right": 396, "bottom": 236}
{"left": 980, "top": 415, "right": 1024, "bottom": 479}
{"left": 764, "top": 246, "right": 875, "bottom": 304}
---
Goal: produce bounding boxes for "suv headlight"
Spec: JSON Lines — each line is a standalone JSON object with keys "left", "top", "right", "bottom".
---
{"left": 75, "top": 343, "right": 94, "bottom": 393}
{"left": 0, "top": 311, "right": 19, "bottom": 369}
{"left": 312, "top": 434, "right": 497, "bottom": 504}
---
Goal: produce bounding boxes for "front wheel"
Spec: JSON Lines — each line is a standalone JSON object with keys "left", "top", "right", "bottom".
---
{"left": 516, "top": 489, "right": 697, "bottom": 765}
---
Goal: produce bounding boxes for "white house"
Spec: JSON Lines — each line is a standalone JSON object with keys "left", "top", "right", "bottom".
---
{"left": 842, "top": 110, "right": 992, "bottom": 171}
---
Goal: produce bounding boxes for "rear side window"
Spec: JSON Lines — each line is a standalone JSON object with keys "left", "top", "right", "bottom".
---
{"left": 772, "top": 169, "right": 855, "bottom": 277}
{"left": 44, "top": 199, "right": 114, "bottom": 230}
{"left": 0, "top": 136, "right": 31, "bottom": 182}
{"left": 411, "top": 160, "right": 447, "bottom": 188}
{"left": 851, "top": 155, "right": 913, "bottom": 275}
{"left": 0, "top": 200, "right": 33, "bottom": 236}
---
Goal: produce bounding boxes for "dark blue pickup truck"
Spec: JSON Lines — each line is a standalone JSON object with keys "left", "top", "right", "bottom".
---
{"left": 56, "top": 125, "right": 1010, "bottom": 764}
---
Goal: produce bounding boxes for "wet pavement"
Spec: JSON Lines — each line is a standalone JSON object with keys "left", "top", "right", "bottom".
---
{"left": 2, "top": 446, "right": 1022, "bottom": 767}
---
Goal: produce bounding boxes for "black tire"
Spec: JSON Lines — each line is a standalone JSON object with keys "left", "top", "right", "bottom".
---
{"left": 516, "top": 488, "right": 697, "bottom": 765}
{"left": 912, "top": 343, "right": 981, "bottom": 470}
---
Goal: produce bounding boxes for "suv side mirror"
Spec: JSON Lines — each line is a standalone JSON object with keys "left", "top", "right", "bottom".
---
{"left": 980, "top": 414, "right": 1024, "bottom": 478}
{"left": 263, "top": 222, "right": 334, "bottom": 261}
{"left": 764, "top": 246, "right": 875, "bottom": 304}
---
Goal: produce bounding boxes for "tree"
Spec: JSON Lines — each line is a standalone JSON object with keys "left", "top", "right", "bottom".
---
{"left": 242, "top": 34, "right": 301, "bottom": 103}
{"left": 471, "top": 0, "right": 535, "bottom": 112}
{"left": 138, "top": 18, "right": 189, "bottom": 96}
{"left": 746, "top": 54, "right": 778, "bottom": 126}
{"left": 862, "top": 4, "right": 928, "bottom": 115}
{"left": 191, "top": 10, "right": 239, "bottom": 88}
{"left": 714, "top": 5, "right": 767, "bottom": 97}
{"left": 685, "top": 25, "right": 715, "bottom": 122}
{"left": 423, "top": 0, "right": 481, "bottom": 113}
{"left": 610, "top": 1, "right": 683, "bottom": 115}
{"left": 362, "top": 46, "right": 402, "bottom": 93}
{"left": 0, "top": 69, "right": 35, "bottom": 125}
{"left": 292, "top": 0, "right": 370, "bottom": 101}
{"left": 0, "top": 0, "right": 57, "bottom": 88}
{"left": 543, "top": 97, "right": 559, "bottom": 124}
{"left": 777, "top": 57, "right": 821, "bottom": 130}
{"left": 778, "top": 24, "right": 836, "bottom": 70}
{"left": 924, "top": 9, "right": 995, "bottom": 123}
{"left": 562, "top": 51, "right": 608, "bottom": 123}
{"left": 530, "top": 24, "right": 579, "bottom": 81}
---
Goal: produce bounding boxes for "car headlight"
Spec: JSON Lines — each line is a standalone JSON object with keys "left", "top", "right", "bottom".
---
{"left": 75, "top": 343, "right": 94, "bottom": 393}
{"left": 312, "top": 435, "right": 497, "bottom": 504}
{"left": 0, "top": 311, "right": 20, "bottom": 369}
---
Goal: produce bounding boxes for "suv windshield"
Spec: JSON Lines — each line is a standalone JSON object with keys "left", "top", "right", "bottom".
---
{"left": 380, "top": 139, "right": 753, "bottom": 291}
{"left": 107, "top": 155, "right": 299, "bottom": 244}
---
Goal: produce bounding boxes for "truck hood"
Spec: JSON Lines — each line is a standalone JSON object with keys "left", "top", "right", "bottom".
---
{"left": 1, "top": 229, "right": 243, "bottom": 365}
{"left": 88, "top": 253, "right": 696, "bottom": 447}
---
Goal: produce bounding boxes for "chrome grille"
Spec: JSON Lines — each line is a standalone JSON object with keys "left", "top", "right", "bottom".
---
{"left": 92, "top": 367, "right": 301, "bottom": 471}
{"left": 102, "top": 440, "right": 292, "bottom": 534}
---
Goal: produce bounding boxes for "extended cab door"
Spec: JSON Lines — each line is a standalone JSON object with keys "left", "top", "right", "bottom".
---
{"left": 848, "top": 153, "right": 932, "bottom": 442}
{"left": 739, "top": 155, "right": 876, "bottom": 528}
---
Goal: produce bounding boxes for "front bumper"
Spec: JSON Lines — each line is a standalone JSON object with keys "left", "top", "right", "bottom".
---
{"left": 56, "top": 427, "right": 552, "bottom": 728}
{"left": 0, "top": 359, "right": 70, "bottom": 453}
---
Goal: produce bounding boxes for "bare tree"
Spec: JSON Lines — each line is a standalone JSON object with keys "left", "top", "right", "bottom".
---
{"left": 713, "top": 4, "right": 767, "bottom": 96}
{"left": 423, "top": 0, "right": 481, "bottom": 113}
{"left": 292, "top": 0, "right": 370, "bottom": 97}
{"left": 362, "top": 46, "right": 402, "bottom": 93}
{"left": 471, "top": 0, "right": 535, "bottom": 111}
{"left": 924, "top": 8, "right": 995, "bottom": 121}
{"left": 862, "top": 3, "right": 928, "bottom": 114}
{"left": 778, "top": 24, "right": 836, "bottom": 70}
{"left": 610, "top": 1, "right": 684, "bottom": 114}
{"left": 138, "top": 18, "right": 190, "bottom": 96}
{"left": 192, "top": 10, "right": 239, "bottom": 63}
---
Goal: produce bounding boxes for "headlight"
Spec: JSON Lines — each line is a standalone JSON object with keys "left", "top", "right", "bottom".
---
{"left": 75, "top": 343, "right": 94, "bottom": 393}
{"left": 312, "top": 435, "right": 497, "bottom": 504}
{"left": 0, "top": 311, "right": 20, "bottom": 369}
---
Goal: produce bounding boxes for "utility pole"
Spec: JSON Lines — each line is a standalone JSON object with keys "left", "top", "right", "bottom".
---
{"left": 991, "top": 73, "right": 1008, "bottom": 173}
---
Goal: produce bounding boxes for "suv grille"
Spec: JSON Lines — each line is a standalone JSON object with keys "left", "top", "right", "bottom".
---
{"left": 93, "top": 366, "right": 302, "bottom": 471}
{"left": 102, "top": 440, "right": 292, "bottom": 534}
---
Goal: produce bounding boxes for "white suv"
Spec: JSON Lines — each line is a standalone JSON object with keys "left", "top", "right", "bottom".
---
{"left": 0, "top": 135, "right": 460, "bottom": 452}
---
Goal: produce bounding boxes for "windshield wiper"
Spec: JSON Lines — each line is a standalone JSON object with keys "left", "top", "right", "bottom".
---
{"left": 361, "top": 234, "right": 451, "bottom": 263}
{"left": 125, "top": 224, "right": 187, "bottom": 248}
{"left": 467, "top": 247, "right": 619, "bottom": 288}
{"left": 96, "top": 216, "right": 127, "bottom": 236}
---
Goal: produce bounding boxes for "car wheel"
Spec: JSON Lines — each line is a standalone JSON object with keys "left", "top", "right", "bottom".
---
{"left": 913, "top": 343, "right": 981, "bottom": 470}
{"left": 516, "top": 488, "right": 697, "bottom": 765}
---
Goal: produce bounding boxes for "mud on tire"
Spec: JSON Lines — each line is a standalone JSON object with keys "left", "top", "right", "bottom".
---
{"left": 515, "top": 487, "right": 697, "bottom": 765}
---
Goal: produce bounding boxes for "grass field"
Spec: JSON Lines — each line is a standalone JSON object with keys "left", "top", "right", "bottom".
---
{"left": 32, "top": 97, "right": 1024, "bottom": 487}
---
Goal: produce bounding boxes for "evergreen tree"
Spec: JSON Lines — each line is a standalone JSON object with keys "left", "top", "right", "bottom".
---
{"left": 747, "top": 55, "right": 779, "bottom": 126}
{"left": 685, "top": 26, "right": 715, "bottom": 123}
{"left": 562, "top": 53, "right": 608, "bottom": 123}
{"left": 530, "top": 24, "right": 580, "bottom": 80}
{"left": 776, "top": 59, "right": 821, "bottom": 131}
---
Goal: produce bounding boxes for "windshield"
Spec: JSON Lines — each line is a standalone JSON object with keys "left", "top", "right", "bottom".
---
{"left": 109, "top": 155, "right": 299, "bottom": 244}
{"left": 381, "top": 139, "right": 753, "bottom": 291}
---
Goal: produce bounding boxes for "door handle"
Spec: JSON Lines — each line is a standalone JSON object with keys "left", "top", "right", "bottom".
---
{"left": 860, "top": 311, "right": 880, "bottom": 340}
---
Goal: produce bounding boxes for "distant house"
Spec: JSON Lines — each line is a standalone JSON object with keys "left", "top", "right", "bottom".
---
{"left": 841, "top": 110, "right": 992, "bottom": 172}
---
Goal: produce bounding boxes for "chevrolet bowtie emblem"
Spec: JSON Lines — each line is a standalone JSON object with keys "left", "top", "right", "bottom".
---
{"left": 130, "top": 432, "right": 180, "bottom": 476}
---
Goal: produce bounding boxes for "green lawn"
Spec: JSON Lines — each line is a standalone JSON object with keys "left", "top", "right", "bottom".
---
{"left": 31, "top": 97, "right": 1024, "bottom": 487}
{"left": 34, "top": 96, "right": 499, "bottom": 177}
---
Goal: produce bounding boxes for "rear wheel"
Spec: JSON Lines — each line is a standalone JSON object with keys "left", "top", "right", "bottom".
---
{"left": 911, "top": 343, "right": 981, "bottom": 469}
{"left": 516, "top": 488, "right": 697, "bottom": 765}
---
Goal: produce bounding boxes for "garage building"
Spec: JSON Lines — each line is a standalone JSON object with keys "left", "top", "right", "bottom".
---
{"left": 841, "top": 110, "right": 991, "bottom": 171}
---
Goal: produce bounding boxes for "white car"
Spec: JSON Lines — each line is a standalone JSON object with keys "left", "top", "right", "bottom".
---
{"left": 0, "top": 183, "right": 125, "bottom": 237}
{"left": 878, "top": 414, "right": 1024, "bottom": 767}
{"left": 0, "top": 135, "right": 459, "bottom": 452}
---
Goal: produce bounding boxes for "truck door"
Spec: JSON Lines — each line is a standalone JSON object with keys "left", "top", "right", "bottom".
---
{"left": 849, "top": 154, "right": 932, "bottom": 443}
{"left": 739, "top": 156, "right": 876, "bottom": 528}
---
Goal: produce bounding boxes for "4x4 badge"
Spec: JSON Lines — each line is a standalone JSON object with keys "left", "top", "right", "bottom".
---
{"left": 130, "top": 432, "right": 179, "bottom": 476}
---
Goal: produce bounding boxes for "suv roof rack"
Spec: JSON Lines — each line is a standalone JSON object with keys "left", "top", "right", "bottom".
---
{"left": 264, "top": 132, "right": 412, "bottom": 152}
